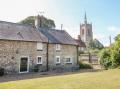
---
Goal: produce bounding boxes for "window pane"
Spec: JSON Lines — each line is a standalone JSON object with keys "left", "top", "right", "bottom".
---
{"left": 66, "top": 58, "right": 72, "bottom": 63}
{"left": 37, "top": 57, "right": 42, "bottom": 64}
{"left": 56, "top": 56, "right": 60, "bottom": 63}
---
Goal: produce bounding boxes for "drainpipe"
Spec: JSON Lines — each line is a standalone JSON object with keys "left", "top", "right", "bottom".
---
{"left": 46, "top": 40, "right": 49, "bottom": 71}
{"left": 77, "top": 46, "right": 79, "bottom": 65}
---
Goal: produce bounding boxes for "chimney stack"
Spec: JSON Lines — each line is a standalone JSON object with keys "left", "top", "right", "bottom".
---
{"left": 35, "top": 15, "right": 40, "bottom": 29}
{"left": 61, "top": 24, "right": 63, "bottom": 30}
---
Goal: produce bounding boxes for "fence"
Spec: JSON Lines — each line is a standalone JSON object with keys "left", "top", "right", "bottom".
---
{"left": 79, "top": 54, "right": 99, "bottom": 64}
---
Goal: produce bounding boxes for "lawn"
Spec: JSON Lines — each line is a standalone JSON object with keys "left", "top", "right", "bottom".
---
{"left": 0, "top": 69, "right": 120, "bottom": 89}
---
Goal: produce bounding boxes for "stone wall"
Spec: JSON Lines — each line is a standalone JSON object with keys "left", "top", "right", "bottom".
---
{"left": 79, "top": 54, "right": 99, "bottom": 64}
{"left": 48, "top": 44, "right": 78, "bottom": 71}
{"left": 37, "top": 43, "right": 47, "bottom": 72}
{"left": 0, "top": 40, "right": 47, "bottom": 74}
{"left": 0, "top": 40, "right": 78, "bottom": 74}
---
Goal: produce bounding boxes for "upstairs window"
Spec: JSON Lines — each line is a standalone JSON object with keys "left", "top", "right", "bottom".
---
{"left": 56, "top": 44, "right": 61, "bottom": 51}
{"left": 55, "top": 56, "right": 60, "bottom": 64}
{"left": 37, "top": 56, "right": 42, "bottom": 64}
{"left": 37, "top": 42, "right": 43, "bottom": 50}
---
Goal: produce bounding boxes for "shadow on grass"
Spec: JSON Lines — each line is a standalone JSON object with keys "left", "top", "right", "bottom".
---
{"left": 0, "top": 69, "right": 103, "bottom": 83}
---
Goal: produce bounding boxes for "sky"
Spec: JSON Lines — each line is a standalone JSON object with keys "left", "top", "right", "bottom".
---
{"left": 0, "top": 0, "right": 120, "bottom": 46}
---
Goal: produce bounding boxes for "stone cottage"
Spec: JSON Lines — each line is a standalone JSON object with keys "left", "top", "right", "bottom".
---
{"left": 0, "top": 21, "right": 48, "bottom": 74}
{"left": 0, "top": 18, "right": 79, "bottom": 74}
{"left": 39, "top": 28, "right": 79, "bottom": 71}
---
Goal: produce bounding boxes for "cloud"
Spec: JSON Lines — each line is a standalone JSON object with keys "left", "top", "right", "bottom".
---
{"left": 64, "top": 26, "right": 80, "bottom": 39}
{"left": 93, "top": 33, "right": 106, "bottom": 40}
{"left": 108, "top": 26, "right": 120, "bottom": 33}
{"left": 94, "top": 34, "right": 110, "bottom": 47}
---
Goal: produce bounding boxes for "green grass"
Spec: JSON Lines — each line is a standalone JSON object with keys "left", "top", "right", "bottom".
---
{"left": 0, "top": 69, "right": 120, "bottom": 89}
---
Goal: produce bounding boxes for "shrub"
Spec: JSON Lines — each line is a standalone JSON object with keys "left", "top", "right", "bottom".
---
{"left": 111, "top": 43, "right": 120, "bottom": 67}
{"left": 33, "top": 65, "right": 39, "bottom": 72}
{"left": 99, "top": 35, "right": 120, "bottom": 69}
{"left": 79, "top": 62, "right": 93, "bottom": 69}
{"left": 0, "top": 67, "right": 4, "bottom": 76}
{"left": 99, "top": 48, "right": 112, "bottom": 69}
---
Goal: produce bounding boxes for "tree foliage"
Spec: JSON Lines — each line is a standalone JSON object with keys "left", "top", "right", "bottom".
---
{"left": 19, "top": 16, "right": 56, "bottom": 28}
{"left": 89, "top": 39, "right": 104, "bottom": 50}
{"left": 99, "top": 35, "right": 120, "bottom": 69}
{"left": 99, "top": 48, "right": 112, "bottom": 69}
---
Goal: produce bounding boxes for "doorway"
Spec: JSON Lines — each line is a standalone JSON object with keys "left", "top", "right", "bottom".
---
{"left": 19, "top": 57, "right": 29, "bottom": 73}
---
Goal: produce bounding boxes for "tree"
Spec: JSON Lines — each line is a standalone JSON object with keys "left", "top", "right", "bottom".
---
{"left": 115, "top": 34, "right": 120, "bottom": 42}
{"left": 19, "top": 16, "right": 56, "bottom": 28}
{"left": 99, "top": 34, "right": 120, "bottom": 69}
{"left": 89, "top": 39, "right": 104, "bottom": 50}
{"left": 99, "top": 48, "right": 112, "bottom": 69}
{"left": 110, "top": 35, "right": 120, "bottom": 67}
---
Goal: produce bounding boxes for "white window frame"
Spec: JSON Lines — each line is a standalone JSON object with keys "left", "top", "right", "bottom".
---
{"left": 55, "top": 56, "right": 61, "bottom": 64}
{"left": 37, "top": 42, "right": 43, "bottom": 50}
{"left": 37, "top": 56, "right": 42, "bottom": 64}
{"left": 56, "top": 44, "right": 61, "bottom": 51}
{"left": 65, "top": 57, "right": 72, "bottom": 64}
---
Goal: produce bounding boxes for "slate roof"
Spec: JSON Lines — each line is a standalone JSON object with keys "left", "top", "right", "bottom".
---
{"left": 0, "top": 21, "right": 48, "bottom": 42}
{"left": 75, "top": 39, "right": 86, "bottom": 47}
{"left": 38, "top": 28, "right": 77, "bottom": 45}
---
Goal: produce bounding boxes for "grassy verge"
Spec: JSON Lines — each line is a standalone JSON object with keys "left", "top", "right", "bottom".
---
{"left": 0, "top": 69, "right": 120, "bottom": 89}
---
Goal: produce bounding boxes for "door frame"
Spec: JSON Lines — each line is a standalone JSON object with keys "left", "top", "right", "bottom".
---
{"left": 19, "top": 56, "right": 29, "bottom": 73}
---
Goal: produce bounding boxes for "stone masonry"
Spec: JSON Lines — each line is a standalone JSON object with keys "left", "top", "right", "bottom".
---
{"left": 48, "top": 44, "right": 78, "bottom": 71}
{"left": 0, "top": 40, "right": 47, "bottom": 74}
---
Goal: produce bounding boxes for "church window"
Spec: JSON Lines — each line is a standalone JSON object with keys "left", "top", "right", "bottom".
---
{"left": 82, "top": 29, "right": 84, "bottom": 35}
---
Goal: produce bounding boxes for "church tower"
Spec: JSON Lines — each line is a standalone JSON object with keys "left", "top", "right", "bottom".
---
{"left": 80, "top": 12, "right": 93, "bottom": 47}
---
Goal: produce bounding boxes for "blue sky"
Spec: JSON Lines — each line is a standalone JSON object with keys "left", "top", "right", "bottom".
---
{"left": 0, "top": 0, "right": 120, "bottom": 46}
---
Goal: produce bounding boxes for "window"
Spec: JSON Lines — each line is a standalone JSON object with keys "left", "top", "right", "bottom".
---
{"left": 37, "top": 56, "right": 42, "bottom": 64}
{"left": 56, "top": 44, "right": 61, "bottom": 51}
{"left": 37, "top": 42, "right": 42, "bottom": 50}
{"left": 66, "top": 57, "right": 72, "bottom": 63}
{"left": 55, "top": 56, "right": 60, "bottom": 64}
{"left": 82, "top": 29, "right": 84, "bottom": 35}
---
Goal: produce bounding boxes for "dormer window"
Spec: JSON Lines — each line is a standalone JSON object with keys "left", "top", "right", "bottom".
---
{"left": 37, "top": 42, "right": 43, "bottom": 50}
{"left": 56, "top": 44, "right": 61, "bottom": 51}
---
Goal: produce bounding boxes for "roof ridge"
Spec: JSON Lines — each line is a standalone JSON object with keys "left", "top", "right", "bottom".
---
{"left": 0, "top": 20, "right": 33, "bottom": 28}
{"left": 40, "top": 28, "right": 65, "bottom": 32}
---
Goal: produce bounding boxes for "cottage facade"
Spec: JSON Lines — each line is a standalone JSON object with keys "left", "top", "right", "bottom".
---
{"left": 39, "top": 28, "right": 78, "bottom": 71}
{"left": 0, "top": 21, "right": 48, "bottom": 74}
{"left": 0, "top": 20, "right": 79, "bottom": 74}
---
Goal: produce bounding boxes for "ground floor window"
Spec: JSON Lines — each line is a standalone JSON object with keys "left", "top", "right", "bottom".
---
{"left": 55, "top": 56, "right": 60, "bottom": 64}
{"left": 66, "top": 57, "right": 72, "bottom": 64}
{"left": 37, "top": 56, "right": 42, "bottom": 64}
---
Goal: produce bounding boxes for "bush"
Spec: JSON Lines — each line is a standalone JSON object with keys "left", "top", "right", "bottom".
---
{"left": 99, "top": 35, "right": 120, "bottom": 69}
{"left": 0, "top": 67, "right": 4, "bottom": 76}
{"left": 79, "top": 62, "right": 93, "bottom": 69}
{"left": 33, "top": 65, "right": 39, "bottom": 72}
{"left": 99, "top": 48, "right": 112, "bottom": 69}
{"left": 111, "top": 43, "right": 120, "bottom": 67}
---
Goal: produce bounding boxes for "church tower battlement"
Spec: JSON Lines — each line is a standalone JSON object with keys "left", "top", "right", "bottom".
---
{"left": 80, "top": 12, "right": 93, "bottom": 47}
